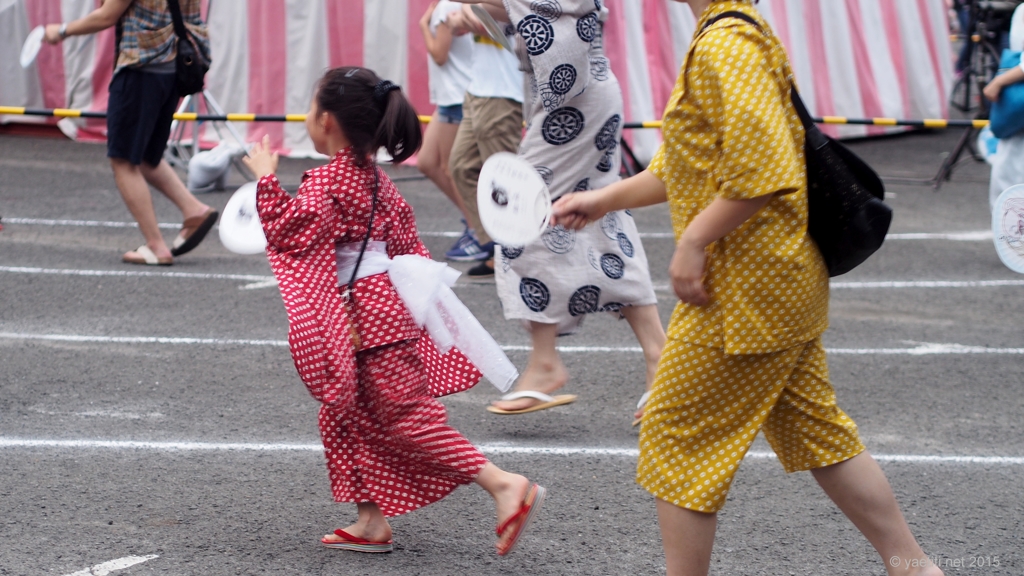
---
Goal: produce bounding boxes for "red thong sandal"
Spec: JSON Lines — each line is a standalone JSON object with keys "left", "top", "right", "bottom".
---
{"left": 320, "top": 529, "right": 393, "bottom": 553}
{"left": 496, "top": 483, "right": 547, "bottom": 556}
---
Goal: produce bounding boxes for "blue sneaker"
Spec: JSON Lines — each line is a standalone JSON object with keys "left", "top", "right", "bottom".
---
{"left": 446, "top": 222, "right": 490, "bottom": 261}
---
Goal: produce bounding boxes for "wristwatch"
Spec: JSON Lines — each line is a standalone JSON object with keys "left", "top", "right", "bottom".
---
{"left": 58, "top": 23, "right": 68, "bottom": 39}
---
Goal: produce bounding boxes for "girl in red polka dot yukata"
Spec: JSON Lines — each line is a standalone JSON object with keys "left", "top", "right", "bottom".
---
{"left": 243, "top": 66, "right": 546, "bottom": 556}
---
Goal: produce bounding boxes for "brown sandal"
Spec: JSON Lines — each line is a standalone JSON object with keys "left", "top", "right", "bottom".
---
{"left": 171, "top": 207, "right": 219, "bottom": 256}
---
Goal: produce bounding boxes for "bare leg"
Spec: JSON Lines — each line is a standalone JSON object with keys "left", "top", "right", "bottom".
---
{"left": 419, "top": 112, "right": 473, "bottom": 224}
{"left": 811, "top": 452, "right": 943, "bottom": 576}
{"left": 322, "top": 502, "right": 393, "bottom": 543}
{"left": 490, "top": 322, "right": 568, "bottom": 411}
{"left": 138, "top": 159, "right": 210, "bottom": 221}
{"left": 620, "top": 304, "right": 666, "bottom": 419}
{"left": 656, "top": 498, "right": 717, "bottom": 576}
{"left": 110, "top": 158, "right": 172, "bottom": 259}
{"left": 475, "top": 462, "right": 531, "bottom": 529}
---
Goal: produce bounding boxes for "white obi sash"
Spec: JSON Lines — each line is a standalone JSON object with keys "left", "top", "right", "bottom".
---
{"left": 337, "top": 241, "right": 517, "bottom": 392}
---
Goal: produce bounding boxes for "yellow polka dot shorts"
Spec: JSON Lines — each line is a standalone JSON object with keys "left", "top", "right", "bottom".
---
{"left": 637, "top": 337, "right": 865, "bottom": 513}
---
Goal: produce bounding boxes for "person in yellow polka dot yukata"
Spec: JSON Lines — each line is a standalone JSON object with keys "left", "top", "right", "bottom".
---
{"left": 552, "top": 1, "right": 943, "bottom": 575}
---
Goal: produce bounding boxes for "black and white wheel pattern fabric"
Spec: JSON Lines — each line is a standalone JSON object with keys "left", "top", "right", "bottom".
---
{"left": 518, "top": 14, "right": 555, "bottom": 56}
{"left": 573, "top": 178, "right": 590, "bottom": 192}
{"left": 589, "top": 56, "right": 610, "bottom": 81}
{"left": 600, "top": 302, "right": 623, "bottom": 313}
{"left": 599, "top": 253, "right": 625, "bottom": 279}
{"left": 617, "top": 232, "right": 634, "bottom": 257}
{"left": 539, "top": 65, "right": 576, "bottom": 111}
{"left": 594, "top": 114, "right": 620, "bottom": 151}
{"left": 534, "top": 165, "right": 554, "bottom": 185}
{"left": 501, "top": 245, "right": 524, "bottom": 260}
{"left": 542, "top": 107, "right": 585, "bottom": 146}
{"left": 601, "top": 212, "right": 622, "bottom": 240}
{"left": 530, "top": 0, "right": 562, "bottom": 21}
{"left": 520, "top": 278, "right": 551, "bottom": 312}
{"left": 542, "top": 224, "right": 575, "bottom": 254}
{"left": 576, "top": 13, "right": 599, "bottom": 43}
{"left": 596, "top": 143, "right": 616, "bottom": 173}
{"left": 568, "top": 285, "right": 601, "bottom": 316}
{"left": 549, "top": 64, "right": 577, "bottom": 95}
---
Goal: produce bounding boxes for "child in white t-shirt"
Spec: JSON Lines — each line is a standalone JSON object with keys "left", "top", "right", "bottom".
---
{"left": 417, "top": 0, "right": 485, "bottom": 260}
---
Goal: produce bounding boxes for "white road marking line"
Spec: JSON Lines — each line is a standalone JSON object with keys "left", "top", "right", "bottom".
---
{"left": 830, "top": 279, "right": 1024, "bottom": 288}
{"left": 0, "top": 265, "right": 272, "bottom": 283}
{"left": 5, "top": 265, "right": 1021, "bottom": 291}
{"left": 2, "top": 332, "right": 1023, "bottom": 355}
{"left": 886, "top": 231, "right": 992, "bottom": 241}
{"left": 62, "top": 555, "right": 158, "bottom": 576}
{"left": 0, "top": 332, "right": 289, "bottom": 347}
{"left": 2, "top": 438, "right": 1021, "bottom": 465}
{"left": 4, "top": 218, "right": 993, "bottom": 241}
{"left": 4, "top": 217, "right": 178, "bottom": 230}
{"left": 239, "top": 279, "right": 279, "bottom": 290}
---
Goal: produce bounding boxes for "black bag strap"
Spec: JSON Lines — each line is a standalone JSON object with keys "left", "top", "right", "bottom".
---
{"left": 166, "top": 0, "right": 190, "bottom": 42}
{"left": 343, "top": 166, "right": 380, "bottom": 298}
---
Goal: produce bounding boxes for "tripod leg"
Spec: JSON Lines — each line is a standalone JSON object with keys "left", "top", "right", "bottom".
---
{"left": 931, "top": 126, "right": 976, "bottom": 189}
{"left": 164, "top": 94, "right": 194, "bottom": 170}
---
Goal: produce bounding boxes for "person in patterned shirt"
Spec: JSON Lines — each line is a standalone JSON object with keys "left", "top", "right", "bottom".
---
{"left": 43, "top": 0, "right": 217, "bottom": 266}
{"left": 552, "top": 1, "right": 942, "bottom": 575}
{"left": 244, "top": 67, "right": 545, "bottom": 556}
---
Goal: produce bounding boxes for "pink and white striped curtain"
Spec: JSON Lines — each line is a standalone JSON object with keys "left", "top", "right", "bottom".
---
{"left": 2, "top": 0, "right": 953, "bottom": 160}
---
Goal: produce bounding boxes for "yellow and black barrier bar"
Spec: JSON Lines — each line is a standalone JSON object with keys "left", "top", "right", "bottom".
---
{"left": 1, "top": 106, "right": 991, "bottom": 130}
{"left": 620, "top": 117, "right": 991, "bottom": 130}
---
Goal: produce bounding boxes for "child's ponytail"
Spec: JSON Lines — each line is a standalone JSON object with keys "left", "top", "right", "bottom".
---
{"left": 315, "top": 67, "right": 422, "bottom": 166}
{"left": 373, "top": 82, "right": 422, "bottom": 165}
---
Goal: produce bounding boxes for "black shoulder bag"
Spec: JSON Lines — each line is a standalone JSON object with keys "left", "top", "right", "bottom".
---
{"left": 166, "top": 0, "right": 210, "bottom": 95}
{"left": 703, "top": 12, "right": 892, "bottom": 276}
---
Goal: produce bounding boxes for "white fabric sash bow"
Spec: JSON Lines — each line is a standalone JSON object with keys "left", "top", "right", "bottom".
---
{"left": 337, "top": 241, "right": 517, "bottom": 392}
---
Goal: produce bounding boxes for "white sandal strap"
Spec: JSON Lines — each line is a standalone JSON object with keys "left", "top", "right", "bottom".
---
{"left": 135, "top": 245, "right": 159, "bottom": 264}
{"left": 636, "top": 391, "right": 651, "bottom": 410}
{"left": 499, "top": 391, "right": 555, "bottom": 403}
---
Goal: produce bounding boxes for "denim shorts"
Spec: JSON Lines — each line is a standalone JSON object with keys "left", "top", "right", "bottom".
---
{"left": 436, "top": 104, "right": 463, "bottom": 124}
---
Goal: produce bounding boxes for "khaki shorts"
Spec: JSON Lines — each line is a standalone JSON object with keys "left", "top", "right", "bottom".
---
{"left": 448, "top": 94, "right": 522, "bottom": 246}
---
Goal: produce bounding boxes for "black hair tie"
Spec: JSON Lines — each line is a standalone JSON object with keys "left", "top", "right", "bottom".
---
{"left": 373, "top": 80, "right": 400, "bottom": 104}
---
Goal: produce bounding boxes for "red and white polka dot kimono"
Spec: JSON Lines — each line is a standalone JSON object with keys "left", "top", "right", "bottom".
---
{"left": 257, "top": 148, "right": 489, "bottom": 517}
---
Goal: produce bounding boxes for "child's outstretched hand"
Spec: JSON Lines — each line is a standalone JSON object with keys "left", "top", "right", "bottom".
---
{"left": 244, "top": 135, "right": 279, "bottom": 179}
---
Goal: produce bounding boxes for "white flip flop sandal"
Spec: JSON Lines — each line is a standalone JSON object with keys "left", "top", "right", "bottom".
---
{"left": 122, "top": 245, "right": 172, "bottom": 266}
{"left": 632, "top": 390, "right": 652, "bottom": 427}
{"left": 486, "top": 391, "right": 577, "bottom": 415}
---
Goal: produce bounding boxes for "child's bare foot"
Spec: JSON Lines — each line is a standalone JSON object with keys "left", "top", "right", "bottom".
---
{"left": 490, "top": 359, "right": 568, "bottom": 412}
{"left": 492, "top": 474, "right": 531, "bottom": 529}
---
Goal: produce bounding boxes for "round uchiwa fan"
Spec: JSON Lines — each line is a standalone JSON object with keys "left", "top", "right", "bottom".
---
{"left": 219, "top": 182, "right": 267, "bottom": 255}
{"left": 476, "top": 152, "right": 552, "bottom": 247}
{"left": 20, "top": 26, "right": 45, "bottom": 68}
{"left": 993, "top": 183, "right": 1024, "bottom": 274}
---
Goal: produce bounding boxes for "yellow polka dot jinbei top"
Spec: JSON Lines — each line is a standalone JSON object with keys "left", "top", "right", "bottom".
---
{"left": 648, "top": 0, "right": 829, "bottom": 355}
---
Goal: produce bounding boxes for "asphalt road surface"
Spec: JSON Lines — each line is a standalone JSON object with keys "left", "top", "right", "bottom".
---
{"left": 1, "top": 129, "right": 1021, "bottom": 576}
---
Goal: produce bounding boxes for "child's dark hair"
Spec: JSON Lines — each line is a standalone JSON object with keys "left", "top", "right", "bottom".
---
{"left": 315, "top": 67, "right": 422, "bottom": 166}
